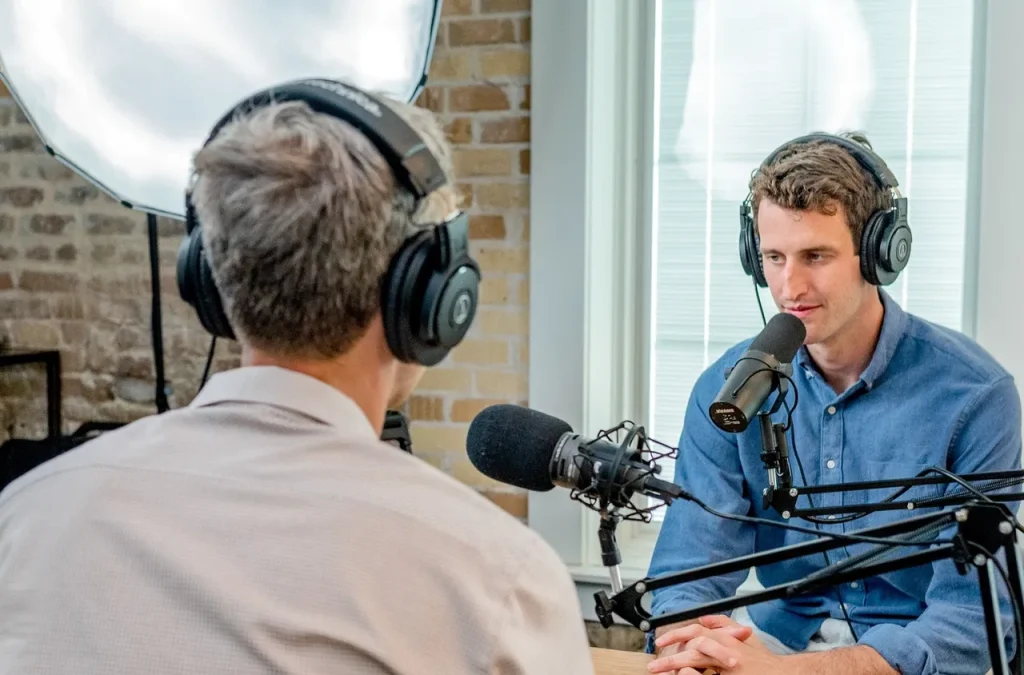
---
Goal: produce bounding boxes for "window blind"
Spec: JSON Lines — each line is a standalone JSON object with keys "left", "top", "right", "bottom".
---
{"left": 648, "top": 0, "right": 977, "bottom": 492}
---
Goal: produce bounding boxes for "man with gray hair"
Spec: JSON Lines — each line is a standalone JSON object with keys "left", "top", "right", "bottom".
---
{"left": 0, "top": 81, "right": 595, "bottom": 674}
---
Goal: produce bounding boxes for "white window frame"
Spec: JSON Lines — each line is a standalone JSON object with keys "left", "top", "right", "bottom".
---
{"left": 529, "top": 0, "right": 1024, "bottom": 618}
{"left": 528, "top": 0, "right": 656, "bottom": 589}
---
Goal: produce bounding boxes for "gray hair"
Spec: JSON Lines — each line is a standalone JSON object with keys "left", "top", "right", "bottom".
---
{"left": 190, "top": 95, "right": 457, "bottom": 358}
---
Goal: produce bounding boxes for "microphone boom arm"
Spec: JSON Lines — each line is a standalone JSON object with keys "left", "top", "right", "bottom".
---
{"left": 594, "top": 500, "right": 1024, "bottom": 675}
{"left": 767, "top": 467, "right": 1024, "bottom": 517}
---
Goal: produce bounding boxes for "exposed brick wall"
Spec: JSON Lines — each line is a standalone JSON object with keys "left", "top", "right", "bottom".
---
{"left": 408, "top": 0, "right": 532, "bottom": 518}
{"left": 0, "top": 100, "right": 221, "bottom": 436}
{"left": 0, "top": 0, "right": 531, "bottom": 520}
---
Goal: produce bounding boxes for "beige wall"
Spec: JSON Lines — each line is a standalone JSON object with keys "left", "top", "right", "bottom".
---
{"left": 0, "top": 0, "right": 532, "bottom": 520}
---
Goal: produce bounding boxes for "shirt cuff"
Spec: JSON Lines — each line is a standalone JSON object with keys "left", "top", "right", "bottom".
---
{"left": 645, "top": 631, "right": 656, "bottom": 654}
{"left": 858, "top": 623, "right": 937, "bottom": 675}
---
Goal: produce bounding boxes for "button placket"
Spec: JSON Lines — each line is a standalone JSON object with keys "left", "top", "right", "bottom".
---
{"left": 820, "top": 402, "right": 844, "bottom": 535}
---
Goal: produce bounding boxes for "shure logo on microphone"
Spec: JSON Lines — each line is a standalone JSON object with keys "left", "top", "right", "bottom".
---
{"left": 303, "top": 79, "right": 382, "bottom": 117}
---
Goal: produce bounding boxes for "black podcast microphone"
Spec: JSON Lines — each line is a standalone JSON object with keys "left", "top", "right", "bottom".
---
{"left": 708, "top": 312, "right": 806, "bottom": 433}
{"left": 467, "top": 403, "right": 688, "bottom": 595}
{"left": 466, "top": 404, "right": 687, "bottom": 510}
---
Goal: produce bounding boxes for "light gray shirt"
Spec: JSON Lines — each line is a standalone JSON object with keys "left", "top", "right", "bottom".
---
{"left": 0, "top": 366, "right": 594, "bottom": 675}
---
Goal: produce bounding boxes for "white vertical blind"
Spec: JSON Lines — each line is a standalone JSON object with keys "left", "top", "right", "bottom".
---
{"left": 647, "top": 0, "right": 977, "bottom": 478}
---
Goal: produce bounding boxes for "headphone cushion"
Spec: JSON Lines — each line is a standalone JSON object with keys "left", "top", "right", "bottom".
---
{"left": 739, "top": 214, "right": 767, "bottom": 288}
{"left": 197, "top": 251, "right": 234, "bottom": 339}
{"left": 176, "top": 233, "right": 199, "bottom": 308}
{"left": 859, "top": 212, "right": 887, "bottom": 285}
{"left": 183, "top": 231, "right": 234, "bottom": 339}
{"left": 381, "top": 231, "right": 432, "bottom": 363}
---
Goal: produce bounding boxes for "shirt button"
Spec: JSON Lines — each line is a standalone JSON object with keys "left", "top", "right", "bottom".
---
{"left": 826, "top": 459, "right": 837, "bottom": 469}
{"left": 850, "top": 582, "right": 859, "bottom": 589}
{"left": 827, "top": 406, "right": 837, "bottom": 415}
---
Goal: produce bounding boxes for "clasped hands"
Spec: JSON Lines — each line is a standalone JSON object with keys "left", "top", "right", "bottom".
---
{"left": 647, "top": 614, "right": 787, "bottom": 675}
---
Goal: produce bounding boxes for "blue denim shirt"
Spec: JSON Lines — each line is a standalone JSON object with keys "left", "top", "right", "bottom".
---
{"left": 647, "top": 291, "right": 1022, "bottom": 675}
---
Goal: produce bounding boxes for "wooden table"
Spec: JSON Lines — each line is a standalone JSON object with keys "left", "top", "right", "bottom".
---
{"left": 591, "top": 647, "right": 652, "bottom": 675}
{"left": 591, "top": 648, "right": 719, "bottom": 675}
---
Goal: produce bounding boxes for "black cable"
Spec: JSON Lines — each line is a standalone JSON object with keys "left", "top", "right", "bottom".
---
{"left": 743, "top": 293, "right": 964, "bottom": 642}
{"left": 724, "top": 351, "right": 880, "bottom": 638}
{"left": 791, "top": 464, "right": 1024, "bottom": 529}
{"left": 730, "top": 366, "right": 800, "bottom": 421}
{"left": 753, "top": 277, "right": 767, "bottom": 327}
{"left": 778, "top": 379, "right": 1024, "bottom": 645}
{"left": 685, "top": 491, "right": 954, "bottom": 644}
{"left": 918, "top": 474, "right": 1024, "bottom": 534}
{"left": 923, "top": 465, "right": 997, "bottom": 503}
{"left": 790, "top": 518, "right": 952, "bottom": 595}
{"left": 917, "top": 465, "right": 1024, "bottom": 534}
{"left": 147, "top": 213, "right": 170, "bottom": 413}
{"left": 737, "top": 268, "right": 1019, "bottom": 656}
{"left": 966, "top": 542, "right": 1024, "bottom": 675}
{"left": 200, "top": 337, "right": 217, "bottom": 389}
{"left": 688, "top": 493, "right": 955, "bottom": 549}
{"left": 782, "top": 394, "right": 860, "bottom": 641}
{"left": 935, "top": 476, "right": 1024, "bottom": 506}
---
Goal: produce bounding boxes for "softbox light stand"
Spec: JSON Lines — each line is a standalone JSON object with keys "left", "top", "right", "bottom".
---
{"left": 0, "top": 0, "right": 445, "bottom": 418}
{"left": 146, "top": 213, "right": 170, "bottom": 413}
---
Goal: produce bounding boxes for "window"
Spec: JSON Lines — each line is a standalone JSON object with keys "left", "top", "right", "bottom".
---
{"left": 530, "top": 0, "right": 1021, "bottom": 612}
{"left": 649, "top": 0, "right": 978, "bottom": 497}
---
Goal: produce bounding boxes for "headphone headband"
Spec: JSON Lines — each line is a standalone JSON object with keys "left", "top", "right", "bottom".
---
{"left": 738, "top": 132, "right": 912, "bottom": 288}
{"left": 759, "top": 132, "right": 900, "bottom": 191}
{"left": 177, "top": 78, "right": 481, "bottom": 366}
{"left": 203, "top": 78, "right": 448, "bottom": 199}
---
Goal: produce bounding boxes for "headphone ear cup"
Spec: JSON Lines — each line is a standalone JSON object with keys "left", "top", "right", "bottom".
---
{"left": 176, "top": 228, "right": 235, "bottom": 339}
{"left": 179, "top": 190, "right": 235, "bottom": 339}
{"left": 381, "top": 231, "right": 432, "bottom": 363}
{"left": 881, "top": 222, "right": 912, "bottom": 281}
{"left": 859, "top": 206, "right": 912, "bottom": 287}
{"left": 859, "top": 211, "right": 892, "bottom": 286}
{"left": 381, "top": 225, "right": 481, "bottom": 367}
{"left": 196, "top": 248, "right": 235, "bottom": 339}
{"left": 421, "top": 260, "right": 480, "bottom": 364}
{"left": 176, "top": 232, "right": 200, "bottom": 309}
{"left": 738, "top": 210, "right": 767, "bottom": 288}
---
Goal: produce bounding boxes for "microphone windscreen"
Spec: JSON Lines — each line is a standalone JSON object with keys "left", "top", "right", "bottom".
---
{"left": 750, "top": 312, "right": 806, "bottom": 363}
{"left": 466, "top": 403, "right": 571, "bottom": 492}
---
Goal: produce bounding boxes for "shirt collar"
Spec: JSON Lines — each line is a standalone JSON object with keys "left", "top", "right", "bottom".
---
{"left": 795, "top": 289, "right": 908, "bottom": 390}
{"left": 189, "top": 365, "right": 378, "bottom": 441}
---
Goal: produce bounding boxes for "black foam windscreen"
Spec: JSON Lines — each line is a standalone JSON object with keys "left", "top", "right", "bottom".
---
{"left": 750, "top": 312, "right": 806, "bottom": 363}
{"left": 466, "top": 403, "right": 572, "bottom": 492}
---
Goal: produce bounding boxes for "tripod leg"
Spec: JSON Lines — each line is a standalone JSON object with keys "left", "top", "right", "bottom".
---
{"left": 980, "top": 559, "right": 1010, "bottom": 675}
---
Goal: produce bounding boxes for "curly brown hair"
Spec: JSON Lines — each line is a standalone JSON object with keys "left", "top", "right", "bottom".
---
{"left": 748, "top": 131, "right": 892, "bottom": 253}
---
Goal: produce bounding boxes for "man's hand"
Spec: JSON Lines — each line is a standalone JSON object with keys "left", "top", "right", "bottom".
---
{"left": 649, "top": 615, "right": 898, "bottom": 675}
{"left": 649, "top": 615, "right": 761, "bottom": 675}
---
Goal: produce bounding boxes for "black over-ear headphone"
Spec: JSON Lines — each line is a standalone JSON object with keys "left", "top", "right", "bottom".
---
{"left": 176, "top": 78, "right": 481, "bottom": 367}
{"left": 738, "top": 133, "right": 912, "bottom": 288}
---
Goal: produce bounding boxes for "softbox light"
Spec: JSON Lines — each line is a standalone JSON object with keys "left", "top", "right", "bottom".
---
{"left": 0, "top": 0, "right": 442, "bottom": 220}
{"left": 0, "top": 0, "right": 442, "bottom": 419}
